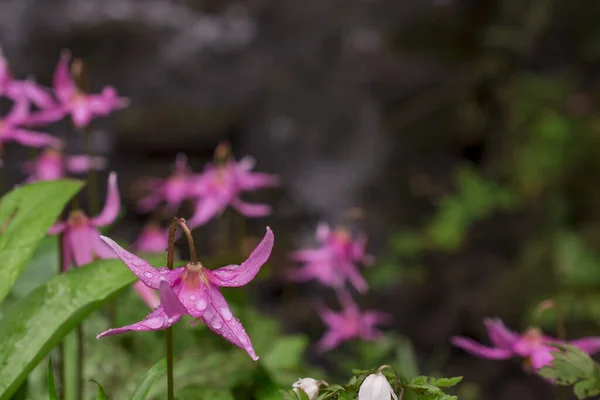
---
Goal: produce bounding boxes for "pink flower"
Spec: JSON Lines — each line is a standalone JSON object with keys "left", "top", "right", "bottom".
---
{"left": 0, "top": 99, "right": 63, "bottom": 148}
{"left": 187, "top": 154, "right": 279, "bottom": 228}
{"left": 137, "top": 153, "right": 196, "bottom": 214}
{"left": 288, "top": 223, "right": 374, "bottom": 294}
{"left": 132, "top": 222, "right": 169, "bottom": 254}
{"left": 30, "top": 51, "right": 128, "bottom": 128}
{"left": 97, "top": 227, "right": 274, "bottom": 361}
{"left": 0, "top": 48, "right": 56, "bottom": 108}
{"left": 316, "top": 290, "right": 390, "bottom": 352}
{"left": 22, "top": 147, "right": 106, "bottom": 182}
{"left": 451, "top": 318, "right": 600, "bottom": 372}
{"left": 48, "top": 172, "right": 120, "bottom": 271}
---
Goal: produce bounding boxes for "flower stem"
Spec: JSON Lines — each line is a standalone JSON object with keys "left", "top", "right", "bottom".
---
{"left": 62, "top": 328, "right": 82, "bottom": 400}
{"left": 166, "top": 327, "right": 174, "bottom": 400}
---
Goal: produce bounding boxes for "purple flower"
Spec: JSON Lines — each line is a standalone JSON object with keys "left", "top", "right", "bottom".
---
{"left": 288, "top": 223, "right": 374, "bottom": 294}
{"left": 96, "top": 227, "right": 275, "bottom": 361}
{"left": 316, "top": 290, "right": 390, "bottom": 352}
{"left": 22, "top": 147, "right": 106, "bottom": 182}
{"left": 188, "top": 153, "right": 279, "bottom": 228}
{"left": 48, "top": 172, "right": 120, "bottom": 271}
{"left": 0, "top": 99, "right": 63, "bottom": 149}
{"left": 30, "top": 51, "right": 129, "bottom": 128}
{"left": 451, "top": 318, "right": 600, "bottom": 372}
{"left": 137, "top": 153, "right": 196, "bottom": 214}
{"left": 132, "top": 222, "right": 169, "bottom": 254}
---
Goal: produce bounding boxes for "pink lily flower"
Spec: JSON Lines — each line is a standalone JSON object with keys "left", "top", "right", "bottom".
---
{"left": 316, "top": 290, "right": 391, "bottom": 352}
{"left": 22, "top": 147, "right": 106, "bottom": 182}
{"left": 288, "top": 223, "right": 374, "bottom": 294}
{"left": 0, "top": 98, "right": 63, "bottom": 149}
{"left": 451, "top": 318, "right": 600, "bottom": 372}
{"left": 0, "top": 48, "right": 56, "bottom": 108}
{"left": 188, "top": 153, "right": 280, "bottom": 228}
{"left": 48, "top": 172, "right": 120, "bottom": 271}
{"left": 29, "top": 51, "right": 128, "bottom": 128}
{"left": 96, "top": 227, "right": 275, "bottom": 361}
{"left": 137, "top": 153, "right": 196, "bottom": 214}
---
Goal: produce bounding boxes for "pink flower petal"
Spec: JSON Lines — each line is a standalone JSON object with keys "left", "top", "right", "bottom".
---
{"left": 71, "top": 101, "right": 93, "bottom": 128}
{"left": 207, "top": 227, "right": 274, "bottom": 287}
{"left": 451, "top": 336, "right": 514, "bottom": 360}
{"left": 61, "top": 232, "right": 73, "bottom": 272}
{"left": 5, "top": 98, "right": 29, "bottom": 125}
{"left": 529, "top": 347, "right": 554, "bottom": 370}
{"left": 344, "top": 261, "right": 369, "bottom": 294}
{"left": 67, "top": 226, "right": 96, "bottom": 267}
{"left": 200, "top": 283, "right": 258, "bottom": 360}
{"left": 10, "top": 129, "right": 63, "bottom": 148}
{"left": 188, "top": 197, "right": 225, "bottom": 228}
{"left": 569, "top": 337, "right": 600, "bottom": 354}
{"left": 48, "top": 222, "right": 66, "bottom": 235}
{"left": 90, "top": 172, "right": 120, "bottom": 227}
{"left": 18, "top": 81, "right": 57, "bottom": 109}
{"left": 173, "top": 278, "right": 209, "bottom": 318}
{"left": 316, "top": 330, "right": 343, "bottom": 353}
{"left": 66, "top": 155, "right": 106, "bottom": 173}
{"left": 236, "top": 171, "right": 280, "bottom": 191}
{"left": 24, "top": 108, "right": 67, "bottom": 126}
{"left": 100, "top": 235, "right": 184, "bottom": 289}
{"left": 53, "top": 51, "right": 77, "bottom": 103}
{"left": 483, "top": 318, "right": 520, "bottom": 350}
{"left": 97, "top": 306, "right": 181, "bottom": 338}
{"left": 133, "top": 281, "right": 160, "bottom": 309}
{"left": 230, "top": 198, "right": 271, "bottom": 217}
{"left": 159, "top": 280, "right": 187, "bottom": 318}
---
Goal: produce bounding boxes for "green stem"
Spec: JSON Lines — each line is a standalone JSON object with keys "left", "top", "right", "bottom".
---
{"left": 166, "top": 327, "right": 174, "bottom": 400}
{"left": 62, "top": 329, "right": 80, "bottom": 400}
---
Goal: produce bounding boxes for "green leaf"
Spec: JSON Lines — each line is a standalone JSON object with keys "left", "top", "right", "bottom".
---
{"left": 0, "top": 180, "right": 82, "bottom": 304}
{"left": 11, "top": 236, "right": 60, "bottom": 299}
{"left": 539, "top": 344, "right": 595, "bottom": 384}
{"left": 433, "top": 377, "right": 463, "bottom": 388}
{"left": 130, "top": 358, "right": 167, "bottom": 400}
{"left": 262, "top": 336, "right": 308, "bottom": 384}
{"left": 92, "top": 380, "right": 109, "bottom": 400}
{"left": 0, "top": 256, "right": 164, "bottom": 400}
{"left": 47, "top": 359, "right": 59, "bottom": 400}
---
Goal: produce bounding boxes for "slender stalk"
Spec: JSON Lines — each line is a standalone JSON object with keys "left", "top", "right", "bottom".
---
{"left": 164, "top": 217, "right": 197, "bottom": 400}
{"left": 0, "top": 144, "right": 4, "bottom": 195}
{"left": 62, "top": 330, "right": 78, "bottom": 400}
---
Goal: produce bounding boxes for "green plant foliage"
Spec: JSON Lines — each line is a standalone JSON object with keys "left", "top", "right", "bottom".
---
{"left": 0, "top": 256, "right": 163, "bottom": 400}
{"left": 0, "top": 179, "right": 82, "bottom": 304}
{"left": 46, "top": 360, "right": 59, "bottom": 400}
{"left": 130, "top": 359, "right": 167, "bottom": 400}
{"left": 93, "top": 381, "right": 109, "bottom": 400}
{"left": 539, "top": 344, "right": 600, "bottom": 399}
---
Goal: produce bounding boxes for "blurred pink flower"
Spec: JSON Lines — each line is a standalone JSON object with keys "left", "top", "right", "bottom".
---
{"left": 137, "top": 153, "right": 196, "bottom": 214}
{"left": 132, "top": 222, "right": 169, "bottom": 254}
{"left": 23, "top": 147, "right": 106, "bottom": 182}
{"left": 316, "top": 290, "right": 390, "bottom": 352}
{"left": 451, "top": 318, "right": 600, "bottom": 372}
{"left": 288, "top": 223, "right": 374, "bottom": 293}
{"left": 29, "top": 51, "right": 129, "bottom": 128}
{"left": 0, "top": 48, "right": 56, "bottom": 108}
{"left": 48, "top": 172, "right": 120, "bottom": 271}
{"left": 187, "top": 154, "right": 279, "bottom": 228}
{"left": 0, "top": 99, "right": 63, "bottom": 148}
{"left": 97, "top": 227, "right": 274, "bottom": 361}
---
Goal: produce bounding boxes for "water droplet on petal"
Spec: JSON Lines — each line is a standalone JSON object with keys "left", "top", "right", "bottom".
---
{"left": 210, "top": 315, "right": 223, "bottom": 329}
{"left": 168, "top": 318, "right": 173, "bottom": 323}
{"left": 220, "top": 306, "right": 233, "bottom": 321}
{"left": 144, "top": 272, "right": 154, "bottom": 278}
{"left": 196, "top": 299, "right": 207, "bottom": 311}
{"left": 189, "top": 295, "right": 196, "bottom": 301}
{"left": 145, "top": 317, "right": 163, "bottom": 329}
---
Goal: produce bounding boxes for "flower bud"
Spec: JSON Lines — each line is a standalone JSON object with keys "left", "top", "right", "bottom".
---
{"left": 358, "top": 372, "right": 398, "bottom": 400}
{"left": 292, "top": 377, "right": 320, "bottom": 400}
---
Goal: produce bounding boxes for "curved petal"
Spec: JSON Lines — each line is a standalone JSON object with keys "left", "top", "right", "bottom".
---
{"left": 10, "top": 129, "right": 63, "bottom": 148}
{"left": 97, "top": 306, "right": 181, "bottom": 338}
{"left": 66, "top": 155, "right": 106, "bottom": 173}
{"left": 236, "top": 171, "right": 280, "bottom": 191}
{"left": 230, "top": 198, "right": 271, "bottom": 217}
{"left": 451, "top": 336, "right": 514, "bottom": 360}
{"left": 19, "top": 81, "right": 57, "bottom": 109}
{"left": 137, "top": 190, "right": 164, "bottom": 213}
{"left": 173, "top": 278, "right": 209, "bottom": 318}
{"left": 529, "top": 347, "right": 554, "bottom": 370}
{"left": 100, "top": 235, "right": 184, "bottom": 289}
{"left": 91, "top": 233, "right": 117, "bottom": 260}
{"left": 159, "top": 280, "right": 187, "bottom": 318}
{"left": 71, "top": 101, "right": 93, "bottom": 128}
{"left": 344, "top": 261, "right": 368, "bottom": 294}
{"left": 207, "top": 227, "right": 274, "bottom": 287}
{"left": 48, "top": 222, "right": 66, "bottom": 235}
{"left": 68, "top": 227, "right": 95, "bottom": 267}
{"left": 53, "top": 51, "right": 76, "bottom": 103}
{"left": 316, "top": 330, "right": 343, "bottom": 353}
{"left": 483, "top": 318, "right": 520, "bottom": 350}
{"left": 188, "top": 197, "right": 225, "bottom": 228}
{"left": 5, "top": 98, "right": 29, "bottom": 124}
{"left": 569, "top": 337, "right": 600, "bottom": 354}
{"left": 200, "top": 283, "right": 258, "bottom": 360}
{"left": 61, "top": 232, "right": 73, "bottom": 272}
{"left": 133, "top": 281, "right": 160, "bottom": 309}
{"left": 90, "top": 172, "right": 120, "bottom": 227}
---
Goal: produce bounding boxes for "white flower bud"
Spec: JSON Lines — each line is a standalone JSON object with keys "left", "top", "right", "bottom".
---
{"left": 358, "top": 372, "right": 398, "bottom": 400}
{"left": 292, "top": 377, "right": 320, "bottom": 400}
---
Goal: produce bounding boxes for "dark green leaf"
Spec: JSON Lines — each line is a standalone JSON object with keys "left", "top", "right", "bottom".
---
{"left": 0, "top": 256, "right": 164, "bottom": 400}
{"left": 0, "top": 180, "right": 82, "bottom": 303}
{"left": 92, "top": 380, "right": 109, "bottom": 400}
{"left": 130, "top": 358, "right": 167, "bottom": 400}
{"left": 47, "top": 359, "right": 59, "bottom": 400}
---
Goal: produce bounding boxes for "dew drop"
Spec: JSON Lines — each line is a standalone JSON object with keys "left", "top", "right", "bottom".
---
{"left": 168, "top": 318, "right": 173, "bottom": 323}
{"left": 210, "top": 316, "right": 223, "bottom": 329}
{"left": 220, "top": 306, "right": 233, "bottom": 321}
{"left": 196, "top": 299, "right": 207, "bottom": 311}
{"left": 189, "top": 295, "right": 196, "bottom": 301}
{"left": 144, "top": 272, "right": 154, "bottom": 278}
{"left": 145, "top": 317, "right": 163, "bottom": 329}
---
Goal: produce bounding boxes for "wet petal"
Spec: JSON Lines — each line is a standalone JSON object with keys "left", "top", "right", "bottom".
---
{"left": 208, "top": 227, "right": 274, "bottom": 287}
{"left": 569, "top": 337, "right": 600, "bottom": 354}
{"left": 230, "top": 198, "right": 271, "bottom": 217}
{"left": 483, "top": 318, "right": 520, "bottom": 350}
{"left": 90, "top": 172, "right": 120, "bottom": 227}
{"left": 97, "top": 306, "right": 181, "bottom": 338}
{"left": 133, "top": 281, "right": 160, "bottom": 309}
{"left": 159, "top": 280, "right": 187, "bottom": 318}
{"left": 174, "top": 279, "right": 209, "bottom": 318}
{"left": 10, "top": 129, "right": 63, "bottom": 148}
{"left": 451, "top": 336, "right": 513, "bottom": 360}
{"left": 100, "top": 235, "right": 184, "bottom": 289}
{"left": 201, "top": 283, "right": 258, "bottom": 360}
